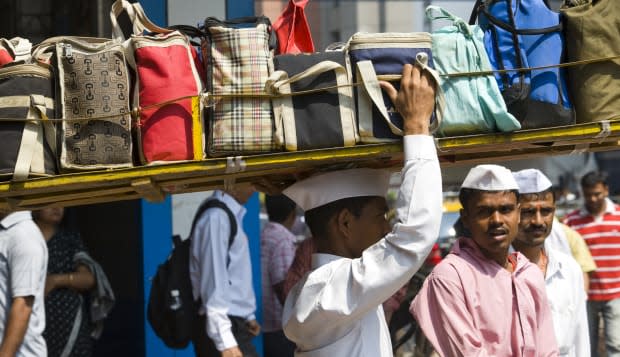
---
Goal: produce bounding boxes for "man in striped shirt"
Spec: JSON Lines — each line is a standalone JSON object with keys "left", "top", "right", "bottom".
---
{"left": 564, "top": 171, "right": 620, "bottom": 357}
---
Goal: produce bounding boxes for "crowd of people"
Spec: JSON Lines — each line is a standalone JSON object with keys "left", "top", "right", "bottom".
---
{"left": 188, "top": 60, "right": 620, "bottom": 357}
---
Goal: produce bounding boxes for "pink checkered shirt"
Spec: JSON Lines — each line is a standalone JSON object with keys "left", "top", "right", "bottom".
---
{"left": 260, "top": 221, "right": 296, "bottom": 332}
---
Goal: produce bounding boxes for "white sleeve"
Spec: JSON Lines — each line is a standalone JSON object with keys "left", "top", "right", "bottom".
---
{"left": 9, "top": 227, "right": 46, "bottom": 298}
{"left": 284, "top": 135, "right": 442, "bottom": 344}
{"left": 192, "top": 210, "right": 237, "bottom": 351}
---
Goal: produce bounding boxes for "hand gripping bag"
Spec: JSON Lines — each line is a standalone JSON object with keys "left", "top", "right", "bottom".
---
{"left": 347, "top": 32, "right": 444, "bottom": 143}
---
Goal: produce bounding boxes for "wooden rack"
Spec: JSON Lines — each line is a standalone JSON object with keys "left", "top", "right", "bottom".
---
{"left": 1, "top": 120, "right": 619, "bottom": 210}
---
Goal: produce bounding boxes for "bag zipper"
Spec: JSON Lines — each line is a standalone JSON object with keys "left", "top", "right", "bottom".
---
{"left": 0, "top": 63, "right": 51, "bottom": 79}
{"left": 349, "top": 33, "right": 431, "bottom": 46}
{"left": 57, "top": 38, "right": 121, "bottom": 56}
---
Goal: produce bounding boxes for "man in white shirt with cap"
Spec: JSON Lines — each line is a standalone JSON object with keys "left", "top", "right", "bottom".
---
{"left": 281, "top": 63, "right": 442, "bottom": 356}
{"left": 512, "top": 168, "right": 590, "bottom": 357}
{"left": 411, "top": 164, "right": 559, "bottom": 356}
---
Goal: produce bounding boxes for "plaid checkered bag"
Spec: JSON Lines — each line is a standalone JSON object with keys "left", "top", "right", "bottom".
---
{"left": 203, "top": 16, "right": 276, "bottom": 156}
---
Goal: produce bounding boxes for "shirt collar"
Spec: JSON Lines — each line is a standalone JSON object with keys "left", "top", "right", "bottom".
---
{"left": 213, "top": 190, "right": 247, "bottom": 221}
{"left": 580, "top": 197, "right": 616, "bottom": 217}
{"left": 311, "top": 253, "right": 344, "bottom": 270}
{"left": 0, "top": 211, "right": 33, "bottom": 230}
{"left": 543, "top": 246, "right": 564, "bottom": 281}
{"left": 458, "top": 237, "right": 529, "bottom": 273}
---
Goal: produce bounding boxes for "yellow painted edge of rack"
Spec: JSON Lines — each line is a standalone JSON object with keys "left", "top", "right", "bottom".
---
{"left": 0, "top": 119, "right": 618, "bottom": 198}
{"left": 0, "top": 143, "right": 403, "bottom": 195}
{"left": 435, "top": 120, "right": 619, "bottom": 149}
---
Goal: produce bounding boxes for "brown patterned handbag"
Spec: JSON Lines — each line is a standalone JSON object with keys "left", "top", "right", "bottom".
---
{"left": 33, "top": 36, "right": 133, "bottom": 171}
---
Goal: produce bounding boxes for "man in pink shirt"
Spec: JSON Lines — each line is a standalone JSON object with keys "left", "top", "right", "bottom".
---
{"left": 411, "top": 164, "right": 559, "bottom": 356}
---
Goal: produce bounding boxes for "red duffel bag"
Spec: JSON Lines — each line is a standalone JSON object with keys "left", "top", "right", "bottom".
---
{"left": 111, "top": 0, "right": 205, "bottom": 164}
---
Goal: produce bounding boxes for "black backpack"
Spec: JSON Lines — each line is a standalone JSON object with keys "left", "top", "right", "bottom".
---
{"left": 147, "top": 199, "right": 237, "bottom": 349}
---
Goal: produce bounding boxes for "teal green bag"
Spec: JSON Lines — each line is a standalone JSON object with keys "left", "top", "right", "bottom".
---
{"left": 426, "top": 6, "right": 520, "bottom": 137}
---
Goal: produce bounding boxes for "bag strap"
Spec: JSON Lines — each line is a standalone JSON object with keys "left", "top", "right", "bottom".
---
{"left": 265, "top": 60, "right": 347, "bottom": 95}
{"left": 469, "top": 0, "right": 483, "bottom": 25}
{"left": 189, "top": 199, "right": 238, "bottom": 268}
{"left": 12, "top": 94, "right": 52, "bottom": 180}
{"left": 480, "top": 7, "right": 562, "bottom": 35}
{"left": 356, "top": 53, "right": 444, "bottom": 135}
{"left": 110, "top": 0, "right": 171, "bottom": 42}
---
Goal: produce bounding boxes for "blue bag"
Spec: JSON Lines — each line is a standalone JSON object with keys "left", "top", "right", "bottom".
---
{"left": 427, "top": 6, "right": 521, "bottom": 137}
{"left": 347, "top": 32, "right": 443, "bottom": 143}
{"left": 471, "top": 0, "right": 575, "bottom": 129}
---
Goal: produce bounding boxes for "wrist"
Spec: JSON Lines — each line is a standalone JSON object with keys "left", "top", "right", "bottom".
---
{"left": 403, "top": 120, "right": 430, "bottom": 136}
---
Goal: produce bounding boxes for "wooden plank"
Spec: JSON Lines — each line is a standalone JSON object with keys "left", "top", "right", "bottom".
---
{"left": 131, "top": 178, "right": 165, "bottom": 202}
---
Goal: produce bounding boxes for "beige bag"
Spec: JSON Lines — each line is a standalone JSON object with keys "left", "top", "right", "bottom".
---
{"left": 33, "top": 36, "right": 133, "bottom": 171}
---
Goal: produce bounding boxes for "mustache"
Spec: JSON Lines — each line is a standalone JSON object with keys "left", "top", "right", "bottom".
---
{"left": 523, "top": 224, "right": 548, "bottom": 232}
{"left": 486, "top": 225, "right": 508, "bottom": 234}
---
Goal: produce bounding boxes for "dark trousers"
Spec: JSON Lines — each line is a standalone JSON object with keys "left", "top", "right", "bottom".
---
{"left": 192, "top": 314, "right": 258, "bottom": 357}
{"left": 263, "top": 330, "right": 295, "bottom": 357}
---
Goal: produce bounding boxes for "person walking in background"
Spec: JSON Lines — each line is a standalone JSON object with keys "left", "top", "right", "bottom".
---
{"left": 33, "top": 207, "right": 113, "bottom": 357}
{"left": 0, "top": 208, "right": 47, "bottom": 357}
{"left": 512, "top": 169, "right": 589, "bottom": 356}
{"left": 261, "top": 194, "right": 297, "bottom": 356}
{"left": 411, "top": 164, "right": 559, "bottom": 356}
{"left": 564, "top": 171, "right": 620, "bottom": 357}
{"left": 190, "top": 186, "right": 261, "bottom": 357}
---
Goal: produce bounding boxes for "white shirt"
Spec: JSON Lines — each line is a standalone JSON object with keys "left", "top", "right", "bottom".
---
{"left": 0, "top": 211, "right": 48, "bottom": 357}
{"left": 189, "top": 191, "right": 256, "bottom": 351}
{"left": 546, "top": 217, "right": 572, "bottom": 255}
{"left": 545, "top": 247, "right": 590, "bottom": 357}
{"left": 282, "top": 135, "right": 442, "bottom": 356}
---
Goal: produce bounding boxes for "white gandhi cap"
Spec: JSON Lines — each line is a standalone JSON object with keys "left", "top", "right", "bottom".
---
{"left": 283, "top": 168, "right": 391, "bottom": 211}
{"left": 461, "top": 164, "right": 519, "bottom": 191}
{"left": 512, "top": 168, "right": 552, "bottom": 194}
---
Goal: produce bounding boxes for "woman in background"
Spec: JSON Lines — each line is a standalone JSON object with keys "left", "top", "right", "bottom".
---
{"left": 33, "top": 207, "right": 96, "bottom": 357}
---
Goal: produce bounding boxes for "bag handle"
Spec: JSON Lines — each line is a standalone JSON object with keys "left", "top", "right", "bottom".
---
{"left": 426, "top": 6, "right": 473, "bottom": 37}
{"left": 203, "top": 15, "right": 277, "bottom": 50}
{"left": 265, "top": 60, "right": 347, "bottom": 95}
{"left": 110, "top": 0, "right": 171, "bottom": 42}
{"left": 469, "top": 0, "right": 483, "bottom": 25}
{"left": 357, "top": 54, "right": 444, "bottom": 135}
{"left": 203, "top": 16, "right": 271, "bottom": 29}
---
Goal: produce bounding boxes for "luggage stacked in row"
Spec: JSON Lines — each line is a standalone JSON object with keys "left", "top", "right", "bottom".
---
{"left": 0, "top": 0, "right": 617, "bottom": 181}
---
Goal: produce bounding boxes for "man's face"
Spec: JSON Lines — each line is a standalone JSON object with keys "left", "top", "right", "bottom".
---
{"left": 515, "top": 192, "right": 555, "bottom": 247}
{"left": 347, "top": 197, "right": 391, "bottom": 257}
{"left": 583, "top": 183, "right": 608, "bottom": 215}
{"left": 461, "top": 191, "right": 520, "bottom": 259}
